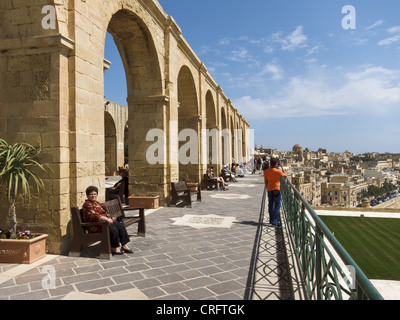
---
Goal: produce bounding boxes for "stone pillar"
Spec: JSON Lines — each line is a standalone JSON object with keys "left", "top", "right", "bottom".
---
{"left": 0, "top": 34, "right": 74, "bottom": 254}
{"left": 127, "top": 95, "right": 170, "bottom": 204}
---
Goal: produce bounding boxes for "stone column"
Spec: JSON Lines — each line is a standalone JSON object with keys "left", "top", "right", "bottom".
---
{"left": 0, "top": 34, "right": 74, "bottom": 254}
{"left": 127, "top": 95, "right": 170, "bottom": 204}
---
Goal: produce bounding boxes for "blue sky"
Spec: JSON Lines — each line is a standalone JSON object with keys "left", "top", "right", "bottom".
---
{"left": 105, "top": 0, "right": 400, "bottom": 154}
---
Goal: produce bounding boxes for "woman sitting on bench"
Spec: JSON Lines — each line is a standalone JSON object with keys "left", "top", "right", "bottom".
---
{"left": 208, "top": 167, "right": 228, "bottom": 190}
{"left": 81, "top": 186, "right": 133, "bottom": 255}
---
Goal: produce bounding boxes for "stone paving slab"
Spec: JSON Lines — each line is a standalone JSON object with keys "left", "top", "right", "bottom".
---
{"left": 0, "top": 174, "right": 294, "bottom": 301}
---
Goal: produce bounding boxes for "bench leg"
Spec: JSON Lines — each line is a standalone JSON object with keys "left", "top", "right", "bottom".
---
{"left": 69, "top": 239, "right": 83, "bottom": 257}
{"left": 137, "top": 209, "right": 146, "bottom": 237}
{"left": 100, "top": 253, "right": 112, "bottom": 260}
{"left": 99, "top": 228, "right": 111, "bottom": 259}
{"left": 69, "top": 251, "right": 81, "bottom": 258}
{"left": 186, "top": 194, "right": 192, "bottom": 208}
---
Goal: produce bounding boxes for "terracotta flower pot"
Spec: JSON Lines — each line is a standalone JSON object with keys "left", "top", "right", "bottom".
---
{"left": 0, "top": 234, "right": 48, "bottom": 264}
{"left": 128, "top": 195, "right": 160, "bottom": 209}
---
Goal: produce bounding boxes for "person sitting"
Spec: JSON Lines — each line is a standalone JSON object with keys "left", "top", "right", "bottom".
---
{"left": 81, "top": 186, "right": 133, "bottom": 255}
{"left": 235, "top": 164, "right": 244, "bottom": 177}
{"left": 107, "top": 170, "right": 129, "bottom": 204}
{"left": 208, "top": 167, "right": 228, "bottom": 190}
{"left": 224, "top": 164, "right": 237, "bottom": 182}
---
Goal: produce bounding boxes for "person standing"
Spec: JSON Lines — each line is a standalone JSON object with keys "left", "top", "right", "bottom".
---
{"left": 264, "top": 158, "right": 286, "bottom": 227}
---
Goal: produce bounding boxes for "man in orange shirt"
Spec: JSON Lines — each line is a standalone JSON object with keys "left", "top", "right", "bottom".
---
{"left": 264, "top": 158, "right": 286, "bottom": 227}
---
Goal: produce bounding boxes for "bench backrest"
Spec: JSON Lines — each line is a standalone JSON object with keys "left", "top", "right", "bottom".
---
{"left": 172, "top": 181, "right": 188, "bottom": 192}
{"left": 102, "top": 198, "right": 123, "bottom": 218}
{"left": 70, "top": 207, "right": 85, "bottom": 235}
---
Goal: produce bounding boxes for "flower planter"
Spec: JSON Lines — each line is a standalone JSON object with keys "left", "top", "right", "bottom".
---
{"left": 187, "top": 183, "right": 199, "bottom": 192}
{"left": 129, "top": 195, "right": 160, "bottom": 209}
{"left": 0, "top": 234, "right": 47, "bottom": 264}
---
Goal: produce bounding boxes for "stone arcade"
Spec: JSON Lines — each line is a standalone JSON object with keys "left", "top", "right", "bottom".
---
{"left": 0, "top": 0, "right": 250, "bottom": 254}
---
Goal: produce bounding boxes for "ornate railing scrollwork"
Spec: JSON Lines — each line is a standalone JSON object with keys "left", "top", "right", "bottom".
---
{"left": 280, "top": 177, "right": 383, "bottom": 300}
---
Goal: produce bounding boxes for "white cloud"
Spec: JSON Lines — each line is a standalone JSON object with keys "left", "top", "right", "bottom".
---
{"left": 261, "top": 63, "right": 283, "bottom": 80}
{"left": 365, "top": 20, "right": 383, "bottom": 31}
{"left": 233, "top": 66, "right": 400, "bottom": 120}
{"left": 280, "top": 26, "right": 308, "bottom": 51}
{"left": 387, "top": 26, "right": 400, "bottom": 34}
{"left": 378, "top": 35, "right": 400, "bottom": 46}
{"left": 378, "top": 25, "right": 400, "bottom": 46}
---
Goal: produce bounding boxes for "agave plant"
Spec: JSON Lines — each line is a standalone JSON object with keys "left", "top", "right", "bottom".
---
{"left": 0, "top": 139, "right": 46, "bottom": 238}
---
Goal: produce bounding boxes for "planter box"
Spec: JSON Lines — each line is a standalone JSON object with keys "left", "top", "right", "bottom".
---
{"left": 0, "top": 234, "right": 48, "bottom": 264}
{"left": 186, "top": 183, "right": 199, "bottom": 192}
{"left": 129, "top": 196, "right": 160, "bottom": 209}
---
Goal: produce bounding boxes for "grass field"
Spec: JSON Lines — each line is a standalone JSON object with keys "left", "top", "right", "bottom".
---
{"left": 319, "top": 216, "right": 400, "bottom": 281}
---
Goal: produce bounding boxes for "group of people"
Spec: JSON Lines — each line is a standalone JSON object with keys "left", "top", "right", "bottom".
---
{"left": 79, "top": 157, "right": 286, "bottom": 256}
{"left": 252, "top": 156, "right": 271, "bottom": 174}
{"left": 206, "top": 166, "right": 229, "bottom": 190}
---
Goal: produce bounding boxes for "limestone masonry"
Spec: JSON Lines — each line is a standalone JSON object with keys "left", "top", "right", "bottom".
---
{"left": 0, "top": 0, "right": 250, "bottom": 254}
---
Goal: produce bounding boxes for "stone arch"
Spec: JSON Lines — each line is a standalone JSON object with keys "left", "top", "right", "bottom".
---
{"left": 104, "top": 111, "right": 117, "bottom": 173}
{"left": 0, "top": 0, "right": 251, "bottom": 254}
{"left": 177, "top": 65, "right": 200, "bottom": 182}
{"left": 230, "top": 116, "right": 235, "bottom": 163}
{"left": 106, "top": 9, "right": 163, "bottom": 99}
{"left": 105, "top": 8, "right": 165, "bottom": 197}
{"left": 205, "top": 90, "right": 218, "bottom": 165}
{"left": 221, "top": 107, "right": 229, "bottom": 165}
{"left": 124, "top": 120, "right": 128, "bottom": 165}
{"left": 241, "top": 122, "right": 247, "bottom": 160}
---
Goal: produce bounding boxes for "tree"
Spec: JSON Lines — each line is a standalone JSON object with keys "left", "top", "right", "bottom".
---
{"left": 0, "top": 139, "right": 46, "bottom": 238}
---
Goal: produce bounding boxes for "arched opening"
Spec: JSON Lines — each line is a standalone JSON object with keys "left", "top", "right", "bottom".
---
{"left": 221, "top": 107, "right": 228, "bottom": 165}
{"left": 205, "top": 91, "right": 217, "bottom": 166}
{"left": 177, "top": 66, "right": 199, "bottom": 182}
{"left": 104, "top": 9, "right": 163, "bottom": 197}
{"left": 104, "top": 111, "right": 117, "bottom": 173}
{"left": 242, "top": 125, "right": 246, "bottom": 161}
{"left": 230, "top": 117, "right": 235, "bottom": 164}
{"left": 124, "top": 121, "right": 128, "bottom": 165}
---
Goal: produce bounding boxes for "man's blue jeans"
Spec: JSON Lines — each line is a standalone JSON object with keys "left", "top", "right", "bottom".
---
{"left": 267, "top": 191, "right": 282, "bottom": 226}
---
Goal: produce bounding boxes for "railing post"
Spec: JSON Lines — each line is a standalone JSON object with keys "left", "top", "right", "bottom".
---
{"left": 300, "top": 203, "right": 307, "bottom": 278}
{"left": 315, "top": 225, "right": 323, "bottom": 300}
{"left": 281, "top": 178, "right": 384, "bottom": 300}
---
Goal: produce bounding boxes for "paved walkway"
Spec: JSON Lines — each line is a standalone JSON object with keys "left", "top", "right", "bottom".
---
{"left": 0, "top": 174, "right": 294, "bottom": 300}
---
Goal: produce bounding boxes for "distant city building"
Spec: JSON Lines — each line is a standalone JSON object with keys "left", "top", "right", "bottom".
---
{"left": 255, "top": 144, "right": 400, "bottom": 208}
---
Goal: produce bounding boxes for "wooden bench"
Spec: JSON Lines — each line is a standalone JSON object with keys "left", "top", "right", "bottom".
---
{"left": 221, "top": 169, "right": 232, "bottom": 182}
{"left": 170, "top": 181, "right": 201, "bottom": 208}
{"left": 202, "top": 174, "right": 220, "bottom": 190}
{"left": 69, "top": 207, "right": 112, "bottom": 259}
{"left": 68, "top": 198, "right": 145, "bottom": 259}
{"left": 103, "top": 198, "right": 145, "bottom": 237}
{"left": 106, "top": 180, "right": 125, "bottom": 204}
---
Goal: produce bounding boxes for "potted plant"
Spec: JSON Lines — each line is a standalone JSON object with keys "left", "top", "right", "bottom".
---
{"left": 128, "top": 194, "right": 160, "bottom": 209}
{"left": 0, "top": 139, "right": 47, "bottom": 264}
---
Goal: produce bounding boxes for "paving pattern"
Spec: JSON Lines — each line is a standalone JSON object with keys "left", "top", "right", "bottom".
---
{"left": 0, "top": 174, "right": 295, "bottom": 300}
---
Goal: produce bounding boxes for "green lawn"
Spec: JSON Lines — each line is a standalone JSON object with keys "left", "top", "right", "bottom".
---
{"left": 320, "top": 216, "right": 400, "bottom": 281}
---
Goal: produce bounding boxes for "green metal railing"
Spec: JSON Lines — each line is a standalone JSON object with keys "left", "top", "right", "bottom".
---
{"left": 280, "top": 177, "right": 383, "bottom": 300}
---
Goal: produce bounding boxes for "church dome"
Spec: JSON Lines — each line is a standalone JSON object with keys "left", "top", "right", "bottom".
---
{"left": 293, "top": 144, "right": 302, "bottom": 151}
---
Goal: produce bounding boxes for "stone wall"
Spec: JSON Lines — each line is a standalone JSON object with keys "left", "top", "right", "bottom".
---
{"left": 0, "top": 0, "right": 251, "bottom": 254}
